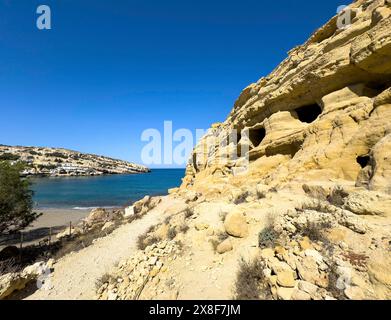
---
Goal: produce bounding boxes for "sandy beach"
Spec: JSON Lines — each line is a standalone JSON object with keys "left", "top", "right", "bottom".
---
{"left": 27, "top": 208, "right": 91, "bottom": 232}
{"left": 0, "top": 208, "right": 91, "bottom": 250}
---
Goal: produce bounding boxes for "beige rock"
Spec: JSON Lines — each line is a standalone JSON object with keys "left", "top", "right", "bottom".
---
{"left": 276, "top": 270, "right": 296, "bottom": 288}
{"left": 195, "top": 223, "right": 210, "bottom": 231}
{"left": 344, "top": 286, "right": 366, "bottom": 300}
{"left": 216, "top": 239, "right": 233, "bottom": 254}
{"left": 298, "top": 280, "right": 318, "bottom": 296}
{"left": 276, "top": 287, "right": 295, "bottom": 300}
{"left": 223, "top": 209, "right": 248, "bottom": 238}
{"left": 291, "top": 289, "right": 311, "bottom": 300}
{"left": 86, "top": 208, "right": 108, "bottom": 224}
{"left": 260, "top": 248, "right": 275, "bottom": 259}
{"left": 299, "top": 237, "right": 313, "bottom": 251}
{"left": 296, "top": 256, "right": 320, "bottom": 284}
{"left": 101, "top": 221, "right": 115, "bottom": 232}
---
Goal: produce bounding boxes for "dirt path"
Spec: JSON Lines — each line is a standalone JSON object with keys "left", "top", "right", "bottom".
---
{"left": 26, "top": 196, "right": 176, "bottom": 300}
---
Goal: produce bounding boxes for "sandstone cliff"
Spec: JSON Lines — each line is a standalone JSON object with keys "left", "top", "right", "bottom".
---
{"left": 0, "top": 145, "right": 150, "bottom": 176}
{"left": 94, "top": 0, "right": 391, "bottom": 301}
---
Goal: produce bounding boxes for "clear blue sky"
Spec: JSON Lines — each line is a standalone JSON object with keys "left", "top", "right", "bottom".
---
{"left": 0, "top": 0, "right": 346, "bottom": 168}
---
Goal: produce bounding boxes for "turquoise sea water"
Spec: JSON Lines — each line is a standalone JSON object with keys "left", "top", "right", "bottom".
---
{"left": 31, "top": 169, "right": 185, "bottom": 209}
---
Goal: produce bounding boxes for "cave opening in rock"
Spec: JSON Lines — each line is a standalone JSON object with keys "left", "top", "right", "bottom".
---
{"left": 248, "top": 128, "right": 266, "bottom": 148}
{"left": 357, "top": 155, "right": 370, "bottom": 168}
{"left": 192, "top": 153, "right": 198, "bottom": 172}
{"left": 295, "top": 104, "right": 322, "bottom": 123}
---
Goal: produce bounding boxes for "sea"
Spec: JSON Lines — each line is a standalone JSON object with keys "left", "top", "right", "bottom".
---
{"left": 30, "top": 169, "right": 185, "bottom": 209}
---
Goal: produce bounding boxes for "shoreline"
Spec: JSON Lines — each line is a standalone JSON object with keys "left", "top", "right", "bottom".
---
{"left": 0, "top": 208, "right": 92, "bottom": 250}
{"left": 28, "top": 208, "right": 92, "bottom": 232}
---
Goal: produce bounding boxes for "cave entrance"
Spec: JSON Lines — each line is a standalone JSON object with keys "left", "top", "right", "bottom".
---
{"left": 192, "top": 153, "right": 198, "bottom": 172}
{"left": 248, "top": 128, "right": 266, "bottom": 148}
{"left": 357, "top": 155, "right": 370, "bottom": 168}
{"left": 295, "top": 104, "right": 322, "bottom": 123}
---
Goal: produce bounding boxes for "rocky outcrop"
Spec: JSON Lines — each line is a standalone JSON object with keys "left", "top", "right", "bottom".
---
{"left": 0, "top": 260, "right": 54, "bottom": 299}
{"left": 0, "top": 145, "right": 150, "bottom": 176}
{"left": 182, "top": 0, "right": 391, "bottom": 191}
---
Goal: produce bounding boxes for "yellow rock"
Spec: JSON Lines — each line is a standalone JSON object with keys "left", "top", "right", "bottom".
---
{"left": 277, "top": 271, "right": 296, "bottom": 288}
{"left": 299, "top": 237, "right": 313, "bottom": 251}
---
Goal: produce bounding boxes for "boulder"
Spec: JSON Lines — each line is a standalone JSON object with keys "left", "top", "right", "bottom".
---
{"left": 0, "top": 261, "right": 51, "bottom": 299}
{"left": 86, "top": 208, "right": 108, "bottom": 224}
{"left": 101, "top": 221, "right": 115, "bottom": 232}
{"left": 124, "top": 206, "right": 135, "bottom": 218}
{"left": 216, "top": 239, "right": 233, "bottom": 254}
{"left": 276, "top": 270, "right": 296, "bottom": 288}
{"left": 276, "top": 287, "right": 295, "bottom": 300}
{"left": 223, "top": 209, "right": 248, "bottom": 238}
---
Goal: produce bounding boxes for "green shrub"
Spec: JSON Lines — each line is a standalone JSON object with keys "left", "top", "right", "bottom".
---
{"left": 0, "top": 162, "right": 40, "bottom": 233}
{"left": 258, "top": 226, "right": 280, "bottom": 248}
{"left": 0, "top": 153, "right": 20, "bottom": 161}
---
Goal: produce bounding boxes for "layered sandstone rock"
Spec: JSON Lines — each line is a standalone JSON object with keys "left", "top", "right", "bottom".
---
{"left": 182, "top": 0, "right": 391, "bottom": 193}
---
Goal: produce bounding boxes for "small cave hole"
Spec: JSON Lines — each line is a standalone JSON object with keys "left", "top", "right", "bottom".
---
{"left": 192, "top": 153, "right": 198, "bottom": 172}
{"left": 295, "top": 104, "right": 322, "bottom": 123}
{"left": 356, "top": 155, "right": 370, "bottom": 169}
{"left": 248, "top": 128, "right": 266, "bottom": 148}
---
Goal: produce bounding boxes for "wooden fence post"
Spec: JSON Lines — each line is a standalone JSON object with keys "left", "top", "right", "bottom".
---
{"left": 49, "top": 227, "right": 52, "bottom": 245}
{"left": 19, "top": 232, "right": 24, "bottom": 262}
{"left": 69, "top": 221, "right": 72, "bottom": 236}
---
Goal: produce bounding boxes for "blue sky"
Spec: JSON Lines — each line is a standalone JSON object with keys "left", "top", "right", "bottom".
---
{"left": 0, "top": 0, "right": 346, "bottom": 168}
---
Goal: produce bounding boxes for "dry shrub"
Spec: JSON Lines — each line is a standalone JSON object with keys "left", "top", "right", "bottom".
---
{"left": 167, "top": 227, "right": 177, "bottom": 240}
{"left": 298, "top": 220, "right": 332, "bottom": 243}
{"left": 178, "top": 223, "right": 189, "bottom": 234}
{"left": 95, "top": 272, "right": 115, "bottom": 290}
{"left": 234, "top": 258, "right": 270, "bottom": 300}
{"left": 0, "top": 257, "right": 19, "bottom": 275}
{"left": 184, "top": 208, "right": 194, "bottom": 219}
{"left": 136, "top": 226, "right": 159, "bottom": 250}
{"left": 233, "top": 191, "right": 250, "bottom": 205}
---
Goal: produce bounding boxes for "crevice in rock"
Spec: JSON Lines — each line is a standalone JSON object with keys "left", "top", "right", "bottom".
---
{"left": 265, "top": 140, "right": 303, "bottom": 158}
{"left": 294, "top": 104, "right": 323, "bottom": 123}
{"left": 192, "top": 154, "right": 198, "bottom": 172}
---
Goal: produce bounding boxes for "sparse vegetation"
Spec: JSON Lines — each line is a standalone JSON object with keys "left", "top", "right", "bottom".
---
{"left": 234, "top": 258, "right": 270, "bottom": 300}
{"left": 184, "top": 207, "right": 194, "bottom": 218}
{"left": 297, "top": 220, "right": 332, "bottom": 243}
{"left": 95, "top": 272, "right": 115, "bottom": 290}
{"left": 167, "top": 227, "right": 177, "bottom": 240}
{"left": 233, "top": 191, "right": 250, "bottom": 205}
{"left": 136, "top": 226, "right": 159, "bottom": 250}
{"left": 178, "top": 223, "right": 189, "bottom": 234}
{"left": 256, "top": 189, "right": 266, "bottom": 199}
{"left": 0, "top": 257, "right": 19, "bottom": 275}
{"left": 0, "top": 153, "right": 20, "bottom": 161}
{"left": 258, "top": 226, "right": 281, "bottom": 248}
{"left": 45, "top": 152, "right": 68, "bottom": 159}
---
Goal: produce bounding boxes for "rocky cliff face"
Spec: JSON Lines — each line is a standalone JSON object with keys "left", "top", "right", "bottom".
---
{"left": 0, "top": 145, "right": 150, "bottom": 176}
{"left": 96, "top": 0, "right": 391, "bottom": 301}
{"left": 182, "top": 0, "right": 391, "bottom": 195}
